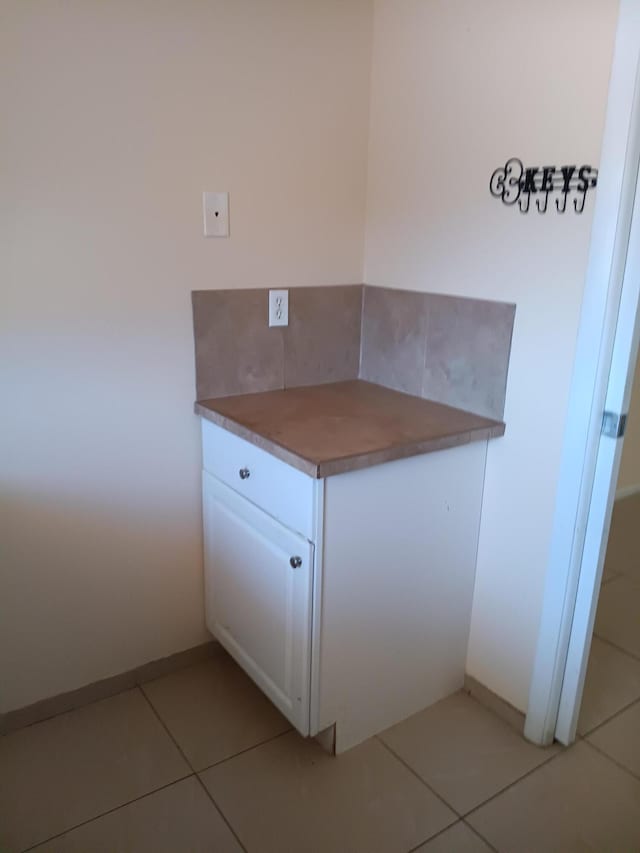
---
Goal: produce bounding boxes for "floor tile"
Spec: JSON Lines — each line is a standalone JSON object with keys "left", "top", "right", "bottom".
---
{"left": 0, "top": 689, "right": 189, "bottom": 852}
{"left": 32, "top": 777, "right": 241, "bottom": 852}
{"left": 600, "top": 564, "right": 621, "bottom": 584}
{"left": 578, "top": 637, "right": 640, "bottom": 735}
{"left": 466, "top": 741, "right": 640, "bottom": 853}
{"left": 594, "top": 575, "right": 640, "bottom": 659}
{"left": 621, "top": 556, "right": 640, "bottom": 582}
{"left": 468, "top": 741, "right": 640, "bottom": 852}
{"left": 200, "top": 730, "right": 456, "bottom": 853}
{"left": 587, "top": 700, "right": 640, "bottom": 778}
{"left": 603, "top": 495, "right": 640, "bottom": 577}
{"left": 414, "top": 821, "right": 493, "bottom": 852}
{"left": 379, "top": 691, "right": 557, "bottom": 814}
{"left": 141, "top": 648, "right": 290, "bottom": 771}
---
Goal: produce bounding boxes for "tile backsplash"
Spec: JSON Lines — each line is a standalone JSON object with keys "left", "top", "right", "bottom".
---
{"left": 192, "top": 286, "right": 362, "bottom": 401}
{"left": 359, "top": 286, "right": 428, "bottom": 398}
{"left": 192, "top": 289, "right": 284, "bottom": 400}
{"left": 421, "top": 293, "right": 515, "bottom": 421}
{"left": 360, "top": 287, "right": 515, "bottom": 420}
{"left": 192, "top": 285, "right": 515, "bottom": 420}
{"left": 283, "top": 286, "right": 362, "bottom": 389}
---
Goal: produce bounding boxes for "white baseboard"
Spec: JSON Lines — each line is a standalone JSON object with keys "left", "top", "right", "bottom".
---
{"left": 615, "top": 483, "right": 640, "bottom": 500}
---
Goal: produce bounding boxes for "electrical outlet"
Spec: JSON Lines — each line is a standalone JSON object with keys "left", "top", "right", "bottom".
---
{"left": 269, "top": 289, "right": 288, "bottom": 327}
{"left": 203, "top": 192, "right": 229, "bottom": 237}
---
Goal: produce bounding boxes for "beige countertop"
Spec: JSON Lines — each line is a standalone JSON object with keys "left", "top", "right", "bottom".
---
{"left": 195, "top": 380, "right": 504, "bottom": 478}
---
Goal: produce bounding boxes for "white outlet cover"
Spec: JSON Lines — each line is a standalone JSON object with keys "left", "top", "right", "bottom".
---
{"left": 269, "top": 289, "right": 288, "bottom": 327}
{"left": 203, "top": 191, "right": 229, "bottom": 237}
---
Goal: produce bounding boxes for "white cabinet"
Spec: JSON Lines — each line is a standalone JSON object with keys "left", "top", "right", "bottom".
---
{"left": 201, "top": 415, "right": 315, "bottom": 539}
{"left": 200, "top": 418, "right": 488, "bottom": 753}
{"left": 203, "top": 472, "right": 313, "bottom": 735}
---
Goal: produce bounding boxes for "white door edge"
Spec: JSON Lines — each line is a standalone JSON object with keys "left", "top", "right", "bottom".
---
{"left": 555, "top": 144, "right": 640, "bottom": 744}
{"left": 525, "top": 0, "right": 640, "bottom": 746}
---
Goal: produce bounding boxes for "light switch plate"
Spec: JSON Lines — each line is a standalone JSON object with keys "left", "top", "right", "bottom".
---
{"left": 203, "top": 192, "right": 229, "bottom": 237}
{"left": 269, "top": 289, "right": 288, "bottom": 327}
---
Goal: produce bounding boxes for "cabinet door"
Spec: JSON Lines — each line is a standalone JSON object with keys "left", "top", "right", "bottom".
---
{"left": 202, "top": 471, "right": 313, "bottom": 735}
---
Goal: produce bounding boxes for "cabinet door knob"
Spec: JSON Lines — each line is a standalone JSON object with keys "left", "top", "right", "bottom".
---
{"left": 289, "top": 556, "right": 302, "bottom": 569}
{"left": 239, "top": 468, "right": 250, "bottom": 480}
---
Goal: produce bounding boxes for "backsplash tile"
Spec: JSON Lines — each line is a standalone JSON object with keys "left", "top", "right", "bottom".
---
{"left": 423, "top": 295, "right": 515, "bottom": 420}
{"left": 284, "top": 286, "right": 362, "bottom": 388}
{"left": 192, "top": 289, "right": 284, "bottom": 400}
{"left": 360, "top": 286, "right": 428, "bottom": 397}
{"left": 192, "top": 285, "right": 515, "bottom": 420}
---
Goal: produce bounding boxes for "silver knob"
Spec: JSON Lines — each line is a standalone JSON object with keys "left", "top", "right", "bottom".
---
{"left": 239, "top": 468, "right": 250, "bottom": 480}
{"left": 289, "top": 556, "right": 302, "bottom": 569}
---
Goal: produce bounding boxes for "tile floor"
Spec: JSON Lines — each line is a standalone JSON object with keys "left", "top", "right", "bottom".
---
{"left": 2, "top": 497, "right": 640, "bottom": 852}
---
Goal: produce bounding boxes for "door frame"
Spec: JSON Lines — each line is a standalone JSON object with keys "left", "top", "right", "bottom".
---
{"left": 525, "top": 0, "right": 640, "bottom": 746}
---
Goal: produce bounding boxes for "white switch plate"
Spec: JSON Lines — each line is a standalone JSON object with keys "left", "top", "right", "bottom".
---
{"left": 269, "top": 289, "right": 288, "bottom": 327}
{"left": 203, "top": 192, "right": 229, "bottom": 237}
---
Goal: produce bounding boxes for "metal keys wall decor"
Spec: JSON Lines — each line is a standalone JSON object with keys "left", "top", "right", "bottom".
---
{"left": 490, "top": 158, "right": 598, "bottom": 214}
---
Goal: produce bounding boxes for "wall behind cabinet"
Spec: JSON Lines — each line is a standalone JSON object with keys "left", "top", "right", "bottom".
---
{"left": 364, "top": 0, "right": 619, "bottom": 711}
{"left": 0, "top": 0, "right": 373, "bottom": 713}
{"left": 1, "top": 0, "right": 623, "bottom": 719}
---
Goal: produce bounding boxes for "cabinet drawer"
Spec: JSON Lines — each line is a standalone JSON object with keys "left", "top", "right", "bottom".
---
{"left": 201, "top": 419, "right": 315, "bottom": 539}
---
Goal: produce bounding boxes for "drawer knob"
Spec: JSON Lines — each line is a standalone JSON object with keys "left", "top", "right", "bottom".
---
{"left": 289, "top": 556, "right": 302, "bottom": 569}
{"left": 239, "top": 467, "right": 251, "bottom": 480}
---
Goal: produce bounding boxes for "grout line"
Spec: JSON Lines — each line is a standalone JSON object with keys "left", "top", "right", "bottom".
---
{"left": 20, "top": 774, "right": 195, "bottom": 852}
{"left": 378, "top": 693, "right": 562, "bottom": 827}
{"left": 138, "top": 686, "right": 248, "bottom": 853}
{"left": 582, "top": 723, "right": 640, "bottom": 784}
{"left": 420, "top": 293, "right": 430, "bottom": 400}
{"left": 375, "top": 736, "right": 462, "bottom": 820}
{"left": 139, "top": 686, "right": 195, "bottom": 772}
{"left": 405, "top": 821, "right": 459, "bottom": 853}
{"left": 193, "top": 773, "right": 248, "bottom": 853}
{"left": 404, "top": 816, "right": 501, "bottom": 853}
{"left": 357, "top": 283, "right": 365, "bottom": 378}
{"left": 597, "top": 572, "right": 626, "bottom": 588}
{"left": 461, "top": 743, "right": 568, "bottom": 821}
{"left": 579, "top": 694, "right": 640, "bottom": 738}
{"left": 592, "top": 632, "right": 640, "bottom": 664}
{"left": 461, "top": 819, "right": 500, "bottom": 852}
{"left": 196, "top": 726, "right": 293, "bottom": 775}
{"left": 139, "top": 666, "right": 293, "bottom": 772}
{"left": 3, "top": 649, "right": 216, "bottom": 739}
{"left": 379, "top": 712, "right": 564, "bottom": 829}
{"left": 279, "top": 322, "right": 286, "bottom": 390}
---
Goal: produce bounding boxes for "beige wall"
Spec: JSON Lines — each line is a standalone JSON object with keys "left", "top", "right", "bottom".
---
{"left": 0, "top": 0, "right": 624, "bottom": 718}
{"left": 364, "top": 0, "right": 619, "bottom": 710}
{"left": 0, "top": 0, "right": 373, "bottom": 712}
{"left": 618, "top": 353, "right": 640, "bottom": 495}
